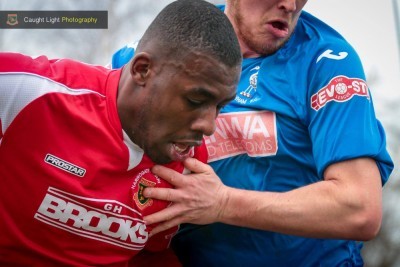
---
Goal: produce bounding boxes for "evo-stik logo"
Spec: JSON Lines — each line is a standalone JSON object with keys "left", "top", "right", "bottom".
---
{"left": 44, "top": 153, "right": 86, "bottom": 177}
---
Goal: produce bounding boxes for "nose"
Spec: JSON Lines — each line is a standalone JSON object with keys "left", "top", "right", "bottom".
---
{"left": 278, "top": 0, "right": 297, "bottom": 12}
{"left": 192, "top": 108, "right": 217, "bottom": 136}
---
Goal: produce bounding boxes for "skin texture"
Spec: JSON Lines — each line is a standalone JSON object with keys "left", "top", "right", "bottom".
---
{"left": 142, "top": 0, "right": 384, "bottom": 242}
{"left": 226, "top": 0, "right": 307, "bottom": 58}
{"left": 145, "top": 157, "right": 382, "bottom": 240}
{"left": 117, "top": 49, "right": 239, "bottom": 164}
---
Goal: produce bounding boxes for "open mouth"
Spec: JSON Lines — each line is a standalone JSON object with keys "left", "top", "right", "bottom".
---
{"left": 267, "top": 20, "right": 289, "bottom": 38}
{"left": 271, "top": 21, "right": 287, "bottom": 31}
{"left": 170, "top": 141, "right": 201, "bottom": 161}
{"left": 173, "top": 143, "right": 192, "bottom": 154}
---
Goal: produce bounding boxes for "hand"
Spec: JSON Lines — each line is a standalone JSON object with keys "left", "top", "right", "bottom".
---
{"left": 142, "top": 157, "right": 229, "bottom": 236}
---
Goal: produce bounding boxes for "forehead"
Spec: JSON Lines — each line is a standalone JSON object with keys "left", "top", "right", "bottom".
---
{"left": 189, "top": 53, "right": 238, "bottom": 88}
{"left": 182, "top": 51, "right": 239, "bottom": 82}
{"left": 151, "top": 53, "right": 241, "bottom": 105}
{"left": 232, "top": 0, "right": 308, "bottom": 8}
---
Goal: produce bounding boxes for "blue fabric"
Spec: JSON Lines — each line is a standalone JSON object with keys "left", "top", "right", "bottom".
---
{"left": 111, "top": 44, "right": 135, "bottom": 69}
{"left": 111, "top": 10, "right": 393, "bottom": 266}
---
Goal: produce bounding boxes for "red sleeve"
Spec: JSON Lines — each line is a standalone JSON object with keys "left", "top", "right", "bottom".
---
{"left": 0, "top": 52, "right": 111, "bottom": 95}
{"left": 0, "top": 52, "right": 52, "bottom": 73}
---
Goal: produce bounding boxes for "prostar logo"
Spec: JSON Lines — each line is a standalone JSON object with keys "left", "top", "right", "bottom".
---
{"left": 44, "top": 153, "right": 86, "bottom": 177}
{"left": 35, "top": 187, "right": 148, "bottom": 250}
{"left": 311, "top": 76, "right": 370, "bottom": 111}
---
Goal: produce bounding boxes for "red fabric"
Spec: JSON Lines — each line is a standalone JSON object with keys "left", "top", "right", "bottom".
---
{"left": 129, "top": 248, "right": 182, "bottom": 267}
{"left": 0, "top": 52, "right": 207, "bottom": 266}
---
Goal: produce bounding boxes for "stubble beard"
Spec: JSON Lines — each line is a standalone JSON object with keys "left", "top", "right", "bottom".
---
{"left": 135, "top": 98, "right": 171, "bottom": 165}
{"left": 234, "top": 8, "right": 289, "bottom": 56}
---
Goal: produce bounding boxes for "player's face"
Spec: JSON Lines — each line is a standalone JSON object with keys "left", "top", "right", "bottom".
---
{"left": 226, "top": 0, "right": 307, "bottom": 58}
{"left": 132, "top": 53, "right": 240, "bottom": 164}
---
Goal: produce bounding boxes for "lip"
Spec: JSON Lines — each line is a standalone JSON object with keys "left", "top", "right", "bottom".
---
{"left": 265, "top": 19, "right": 289, "bottom": 38}
{"left": 168, "top": 140, "right": 202, "bottom": 162}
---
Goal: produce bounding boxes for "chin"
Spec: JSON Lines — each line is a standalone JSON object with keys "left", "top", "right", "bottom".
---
{"left": 154, "top": 158, "right": 172, "bottom": 165}
{"left": 148, "top": 154, "right": 172, "bottom": 165}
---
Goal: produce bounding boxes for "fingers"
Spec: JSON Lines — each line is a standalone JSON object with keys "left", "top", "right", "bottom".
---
{"left": 143, "top": 187, "right": 175, "bottom": 202}
{"left": 183, "top": 157, "right": 211, "bottom": 173}
{"left": 142, "top": 158, "right": 219, "bottom": 237}
{"left": 148, "top": 218, "right": 182, "bottom": 237}
{"left": 144, "top": 205, "right": 183, "bottom": 236}
{"left": 151, "top": 165, "right": 185, "bottom": 187}
{"left": 150, "top": 158, "right": 211, "bottom": 188}
{"left": 144, "top": 206, "right": 174, "bottom": 225}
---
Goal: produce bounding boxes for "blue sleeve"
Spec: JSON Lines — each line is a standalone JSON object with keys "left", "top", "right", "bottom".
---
{"left": 111, "top": 43, "right": 137, "bottom": 69}
{"left": 307, "top": 42, "right": 394, "bottom": 184}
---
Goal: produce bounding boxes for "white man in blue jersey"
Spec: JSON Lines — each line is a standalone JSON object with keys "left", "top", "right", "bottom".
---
{"left": 111, "top": 0, "right": 394, "bottom": 266}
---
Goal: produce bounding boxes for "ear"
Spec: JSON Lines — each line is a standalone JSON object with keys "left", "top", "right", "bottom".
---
{"left": 130, "top": 52, "right": 151, "bottom": 86}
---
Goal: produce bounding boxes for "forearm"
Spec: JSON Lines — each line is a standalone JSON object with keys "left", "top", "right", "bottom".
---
{"left": 219, "top": 159, "right": 382, "bottom": 240}
{"left": 144, "top": 158, "right": 382, "bottom": 240}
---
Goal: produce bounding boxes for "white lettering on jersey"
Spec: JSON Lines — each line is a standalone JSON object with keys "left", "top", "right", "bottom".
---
{"left": 205, "top": 111, "right": 278, "bottom": 162}
{"left": 44, "top": 154, "right": 86, "bottom": 177}
{"left": 316, "top": 49, "right": 348, "bottom": 63}
{"left": 35, "top": 187, "right": 147, "bottom": 250}
{"left": 311, "top": 76, "right": 370, "bottom": 111}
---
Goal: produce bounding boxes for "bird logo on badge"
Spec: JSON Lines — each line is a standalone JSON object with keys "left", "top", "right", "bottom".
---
{"left": 240, "top": 66, "right": 260, "bottom": 98}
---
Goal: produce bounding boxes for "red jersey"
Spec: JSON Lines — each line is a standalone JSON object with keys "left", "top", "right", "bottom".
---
{"left": 0, "top": 53, "right": 207, "bottom": 266}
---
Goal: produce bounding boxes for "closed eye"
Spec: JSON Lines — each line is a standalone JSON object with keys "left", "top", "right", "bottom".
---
{"left": 187, "top": 98, "right": 205, "bottom": 107}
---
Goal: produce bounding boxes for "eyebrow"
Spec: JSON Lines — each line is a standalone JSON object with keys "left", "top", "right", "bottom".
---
{"left": 192, "top": 86, "right": 236, "bottom": 98}
{"left": 190, "top": 87, "right": 217, "bottom": 99}
{"left": 189, "top": 87, "right": 236, "bottom": 105}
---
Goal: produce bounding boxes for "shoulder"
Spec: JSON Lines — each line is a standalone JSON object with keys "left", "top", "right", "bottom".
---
{"left": 277, "top": 12, "right": 364, "bottom": 81}
{"left": 0, "top": 52, "right": 113, "bottom": 93}
{"left": 294, "top": 11, "right": 358, "bottom": 61}
{"left": 0, "top": 52, "right": 53, "bottom": 73}
{"left": 111, "top": 41, "right": 138, "bottom": 69}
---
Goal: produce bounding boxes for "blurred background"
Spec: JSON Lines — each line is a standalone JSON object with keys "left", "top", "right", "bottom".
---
{"left": 1, "top": 0, "right": 399, "bottom": 266}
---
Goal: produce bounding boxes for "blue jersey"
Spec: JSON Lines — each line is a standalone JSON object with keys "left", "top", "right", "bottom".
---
{"left": 111, "top": 10, "right": 393, "bottom": 267}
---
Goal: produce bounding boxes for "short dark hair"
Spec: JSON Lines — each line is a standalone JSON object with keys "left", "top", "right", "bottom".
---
{"left": 137, "top": 0, "right": 241, "bottom": 68}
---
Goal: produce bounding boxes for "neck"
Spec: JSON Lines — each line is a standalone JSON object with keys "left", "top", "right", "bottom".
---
{"left": 239, "top": 40, "right": 262, "bottom": 58}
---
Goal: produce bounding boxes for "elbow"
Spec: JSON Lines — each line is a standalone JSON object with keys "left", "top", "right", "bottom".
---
{"left": 349, "top": 205, "right": 382, "bottom": 241}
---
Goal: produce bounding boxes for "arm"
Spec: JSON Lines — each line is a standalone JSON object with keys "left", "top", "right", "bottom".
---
{"left": 143, "top": 156, "right": 382, "bottom": 241}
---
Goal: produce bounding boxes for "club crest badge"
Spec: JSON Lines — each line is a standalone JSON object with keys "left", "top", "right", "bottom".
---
{"left": 240, "top": 66, "right": 260, "bottom": 98}
{"left": 133, "top": 177, "right": 156, "bottom": 210}
{"left": 6, "top": 14, "right": 18, "bottom": 26}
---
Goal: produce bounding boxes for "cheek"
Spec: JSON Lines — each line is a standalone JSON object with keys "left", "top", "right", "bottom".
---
{"left": 163, "top": 109, "right": 198, "bottom": 135}
{"left": 152, "top": 103, "right": 190, "bottom": 130}
{"left": 162, "top": 113, "right": 191, "bottom": 128}
{"left": 148, "top": 92, "right": 195, "bottom": 131}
